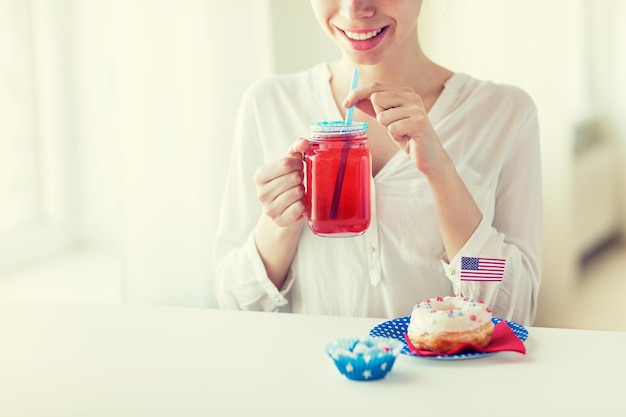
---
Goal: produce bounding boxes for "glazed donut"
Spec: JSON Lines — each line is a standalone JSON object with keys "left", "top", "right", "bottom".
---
{"left": 407, "top": 296, "right": 494, "bottom": 354}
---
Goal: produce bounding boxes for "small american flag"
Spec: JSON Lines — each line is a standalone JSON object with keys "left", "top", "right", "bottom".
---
{"left": 460, "top": 257, "right": 505, "bottom": 282}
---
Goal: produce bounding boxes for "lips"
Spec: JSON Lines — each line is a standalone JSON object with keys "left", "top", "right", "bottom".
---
{"left": 339, "top": 26, "right": 388, "bottom": 51}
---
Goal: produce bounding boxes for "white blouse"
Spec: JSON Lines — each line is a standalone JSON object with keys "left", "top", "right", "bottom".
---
{"left": 213, "top": 64, "right": 542, "bottom": 325}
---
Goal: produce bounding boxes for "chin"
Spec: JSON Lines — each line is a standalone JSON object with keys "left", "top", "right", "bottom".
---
{"left": 345, "top": 52, "right": 385, "bottom": 67}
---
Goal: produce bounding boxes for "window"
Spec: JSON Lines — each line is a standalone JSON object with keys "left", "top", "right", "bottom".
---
{"left": 0, "top": 0, "right": 74, "bottom": 273}
{"left": 0, "top": 1, "right": 40, "bottom": 236}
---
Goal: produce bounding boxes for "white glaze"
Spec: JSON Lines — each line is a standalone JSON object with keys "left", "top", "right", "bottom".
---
{"left": 407, "top": 296, "right": 493, "bottom": 335}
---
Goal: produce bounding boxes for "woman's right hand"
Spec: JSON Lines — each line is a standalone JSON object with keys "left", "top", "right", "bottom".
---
{"left": 253, "top": 138, "right": 310, "bottom": 228}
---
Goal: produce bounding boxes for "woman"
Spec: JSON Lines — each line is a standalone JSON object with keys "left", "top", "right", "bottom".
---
{"left": 213, "top": 0, "right": 541, "bottom": 324}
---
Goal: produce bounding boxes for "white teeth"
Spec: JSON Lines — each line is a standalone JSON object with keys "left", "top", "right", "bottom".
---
{"left": 344, "top": 28, "right": 383, "bottom": 41}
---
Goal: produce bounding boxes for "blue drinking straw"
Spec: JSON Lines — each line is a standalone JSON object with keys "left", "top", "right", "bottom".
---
{"left": 330, "top": 68, "right": 360, "bottom": 220}
{"left": 345, "top": 68, "right": 360, "bottom": 126}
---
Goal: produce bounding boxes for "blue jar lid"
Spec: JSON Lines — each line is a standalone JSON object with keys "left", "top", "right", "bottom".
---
{"left": 310, "top": 121, "right": 368, "bottom": 137}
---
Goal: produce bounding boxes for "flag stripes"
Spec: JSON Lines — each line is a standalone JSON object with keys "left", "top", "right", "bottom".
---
{"left": 460, "top": 257, "right": 505, "bottom": 282}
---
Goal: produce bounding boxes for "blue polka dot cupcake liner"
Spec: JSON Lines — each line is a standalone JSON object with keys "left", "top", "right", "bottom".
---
{"left": 325, "top": 336, "right": 404, "bottom": 381}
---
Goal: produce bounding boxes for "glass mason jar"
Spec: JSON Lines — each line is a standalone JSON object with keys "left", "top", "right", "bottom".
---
{"left": 304, "top": 121, "right": 371, "bottom": 237}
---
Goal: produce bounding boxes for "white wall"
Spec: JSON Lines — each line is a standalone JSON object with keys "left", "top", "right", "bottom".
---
{"left": 73, "top": 1, "right": 119, "bottom": 249}
{"left": 604, "top": 1, "right": 626, "bottom": 232}
{"left": 268, "top": 0, "right": 339, "bottom": 74}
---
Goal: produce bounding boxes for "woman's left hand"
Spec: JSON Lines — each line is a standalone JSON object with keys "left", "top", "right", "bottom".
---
{"left": 344, "top": 83, "right": 447, "bottom": 178}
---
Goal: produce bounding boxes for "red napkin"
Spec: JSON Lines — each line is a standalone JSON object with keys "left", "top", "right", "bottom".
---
{"left": 404, "top": 321, "right": 526, "bottom": 356}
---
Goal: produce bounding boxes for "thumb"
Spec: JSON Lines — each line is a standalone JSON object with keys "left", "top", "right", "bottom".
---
{"left": 354, "top": 99, "right": 376, "bottom": 119}
{"left": 286, "top": 138, "right": 310, "bottom": 157}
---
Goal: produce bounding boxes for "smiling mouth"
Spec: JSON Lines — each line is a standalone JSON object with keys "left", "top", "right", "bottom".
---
{"left": 343, "top": 27, "right": 385, "bottom": 41}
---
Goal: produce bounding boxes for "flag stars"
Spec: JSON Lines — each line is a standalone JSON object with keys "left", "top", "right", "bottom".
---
{"left": 460, "top": 256, "right": 506, "bottom": 282}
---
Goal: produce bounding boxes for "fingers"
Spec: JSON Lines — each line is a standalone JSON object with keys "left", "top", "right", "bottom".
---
{"left": 371, "top": 89, "right": 423, "bottom": 114}
{"left": 343, "top": 83, "right": 389, "bottom": 119}
{"left": 344, "top": 81, "right": 446, "bottom": 176}
{"left": 254, "top": 161, "right": 305, "bottom": 226}
{"left": 354, "top": 98, "right": 376, "bottom": 119}
{"left": 254, "top": 138, "right": 309, "bottom": 227}
{"left": 271, "top": 190, "right": 306, "bottom": 226}
{"left": 347, "top": 85, "right": 427, "bottom": 141}
{"left": 376, "top": 105, "right": 427, "bottom": 142}
{"left": 343, "top": 83, "right": 414, "bottom": 109}
{"left": 256, "top": 138, "right": 308, "bottom": 187}
{"left": 254, "top": 157, "right": 303, "bottom": 208}
{"left": 343, "top": 83, "right": 382, "bottom": 108}
{"left": 344, "top": 84, "right": 424, "bottom": 129}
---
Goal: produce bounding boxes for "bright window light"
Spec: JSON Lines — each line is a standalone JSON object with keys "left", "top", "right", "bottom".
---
{"left": 0, "top": 1, "right": 41, "bottom": 235}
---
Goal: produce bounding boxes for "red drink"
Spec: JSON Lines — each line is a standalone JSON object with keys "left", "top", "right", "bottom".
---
{"left": 305, "top": 121, "right": 371, "bottom": 237}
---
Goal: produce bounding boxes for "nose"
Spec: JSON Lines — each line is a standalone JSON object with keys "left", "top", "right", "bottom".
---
{"left": 340, "top": 0, "right": 375, "bottom": 20}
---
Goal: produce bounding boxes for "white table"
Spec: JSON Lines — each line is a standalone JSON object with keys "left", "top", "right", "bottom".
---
{"left": 0, "top": 300, "right": 623, "bottom": 416}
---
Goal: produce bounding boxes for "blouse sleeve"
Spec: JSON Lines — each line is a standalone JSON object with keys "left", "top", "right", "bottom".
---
{"left": 212, "top": 88, "right": 294, "bottom": 312}
{"left": 441, "top": 102, "right": 542, "bottom": 326}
